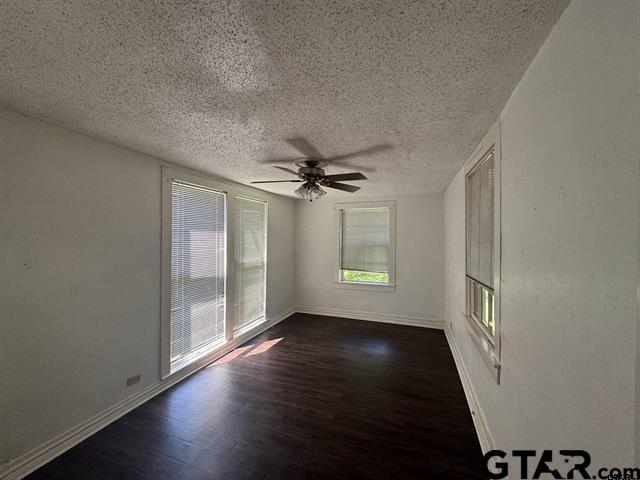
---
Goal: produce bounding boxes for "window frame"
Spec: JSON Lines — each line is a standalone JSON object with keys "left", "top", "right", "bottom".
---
{"left": 334, "top": 200, "right": 396, "bottom": 292}
{"left": 161, "top": 167, "right": 230, "bottom": 378}
{"left": 464, "top": 121, "right": 502, "bottom": 383}
{"left": 233, "top": 194, "right": 268, "bottom": 336}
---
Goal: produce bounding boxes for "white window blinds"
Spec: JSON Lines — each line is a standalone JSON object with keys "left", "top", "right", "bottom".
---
{"left": 340, "top": 207, "right": 390, "bottom": 273}
{"left": 235, "top": 196, "right": 267, "bottom": 331}
{"left": 170, "top": 181, "right": 226, "bottom": 365}
{"left": 466, "top": 151, "right": 495, "bottom": 288}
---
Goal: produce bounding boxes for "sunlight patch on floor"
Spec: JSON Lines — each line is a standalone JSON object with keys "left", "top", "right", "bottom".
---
{"left": 210, "top": 345, "right": 255, "bottom": 366}
{"left": 208, "top": 337, "right": 284, "bottom": 367}
{"left": 245, "top": 337, "right": 283, "bottom": 357}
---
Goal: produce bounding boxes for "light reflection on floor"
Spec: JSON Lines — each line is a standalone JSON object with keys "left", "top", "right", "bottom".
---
{"left": 361, "top": 339, "right": 393, "bottom": 356}
{"left": 210, "top": 345, "right": 255, "bottom": 366}
{"left": 208, "top": 337, "right": 284, "bottom": 367}
{"left": 245, "top": 337, "right": 283, "bottom": 357}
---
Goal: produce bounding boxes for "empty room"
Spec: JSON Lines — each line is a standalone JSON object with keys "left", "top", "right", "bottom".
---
{"left": 1, "top": 1, "right": 638, "bottom": 479}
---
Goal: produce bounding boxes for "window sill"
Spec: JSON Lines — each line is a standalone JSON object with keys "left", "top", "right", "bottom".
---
{"left": 463, "top": 313, "right": 501, "bottom": 384}
{"left": 162, "top": 314, "right": 274, "bottom": 380}
{"left": 233, "top": 315, "right": 267, "bottom": 337}
{"left": 335, "top": 281, "right": 396, "bottom": 292}
{"left": 169, "top": 337, "right": 226, "bottom": 376}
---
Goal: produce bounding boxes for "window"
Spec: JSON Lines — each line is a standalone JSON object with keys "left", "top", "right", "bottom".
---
{"left": 336, "top": 201, "right": 396, "bottom": 290}
{"left": 466, "top": 149, "right": 495, "bottom": 338}
{"left": 235, "top": 196, "right": 267, "bottom": 332}
{"left": 164, "top": 176, "right": 227, "bottom": 375}
{"left": 465, "top": 140, "right": 501, "bottom": 381}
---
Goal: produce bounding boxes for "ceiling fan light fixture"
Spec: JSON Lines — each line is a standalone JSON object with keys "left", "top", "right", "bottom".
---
{"left": 295, "top": 182, "right": 326, "bottom": 202}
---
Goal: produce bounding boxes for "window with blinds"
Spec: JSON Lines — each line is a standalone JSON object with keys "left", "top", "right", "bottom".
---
{"left": 170, "top": 180, "right": 226, "bottom": 367}
{"left": 339, "top": 206, "right": 391, "bottom": 284}
{"left": 235, "top": 196, "right": 267, "bottom": 331}
{"left": 465, "top": 150, "right": 496, "bottom": 338}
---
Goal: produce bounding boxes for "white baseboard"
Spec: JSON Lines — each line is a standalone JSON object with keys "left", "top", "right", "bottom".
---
{"left": 444, "top": 326, "right": 495, "bottom": 453}
{"left": 0, "top": 306, "right": 296, "bottom": 480}
{"left": 296, "top": 306, "right": 444, "bottom": 330}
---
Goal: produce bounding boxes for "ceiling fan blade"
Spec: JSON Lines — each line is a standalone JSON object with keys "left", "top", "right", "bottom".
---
{"left": 325, "top": 182, "right": 361, "bottom": 193}
{"left": 323, "top": 172, "right": 367, "bottom": 182}
{"left": 326, "top": 144, "right": 393, "bottom": 163}
{"left": 328, "top": 162, "right": 377, "bottom": 173}
{"left": 261, "top": 158, "right": 301, "bottom": 164}
{"left": 251, "top": 180, "right": 303, "bottom": 184}
{"left": 273, "top": 166, "right": 300, "bottom": 176}
{"left": 285, "top": 137, "right": 324, "bottom": 159}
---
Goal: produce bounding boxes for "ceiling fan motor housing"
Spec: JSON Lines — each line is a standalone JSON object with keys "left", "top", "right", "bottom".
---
{"left": 298, "top": 166, "right": 325, "bottom": 179}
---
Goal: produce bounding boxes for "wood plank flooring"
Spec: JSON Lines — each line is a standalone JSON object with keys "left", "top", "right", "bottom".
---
{"left": 25, "top": 313, "right": 484, "bottom": 479}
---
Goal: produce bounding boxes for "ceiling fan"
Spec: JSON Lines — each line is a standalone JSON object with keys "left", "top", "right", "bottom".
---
{"left": 251, "top": 138, "right": 392, "bottom": 201}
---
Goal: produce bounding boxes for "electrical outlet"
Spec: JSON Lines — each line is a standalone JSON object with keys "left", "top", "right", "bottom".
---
{"left": 126, "top": 374, "right": 141, "bottom": 387}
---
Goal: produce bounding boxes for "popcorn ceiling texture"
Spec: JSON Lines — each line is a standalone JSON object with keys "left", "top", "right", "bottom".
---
{"left": 0, "top": 0, "right": 568, "bottom": 197}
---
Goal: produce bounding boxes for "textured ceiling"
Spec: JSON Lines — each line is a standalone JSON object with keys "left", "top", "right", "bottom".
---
{"left": 0, "top": 0, "right": 568, "bottom": 197}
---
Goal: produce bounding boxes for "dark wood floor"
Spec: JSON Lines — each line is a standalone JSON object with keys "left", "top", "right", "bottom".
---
{"left": 26, "top": 314, "right": 483, "bottom": 479}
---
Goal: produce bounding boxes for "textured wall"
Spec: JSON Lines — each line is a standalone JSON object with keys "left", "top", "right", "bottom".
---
{"left": 444, "top": 0, "right": 639, "bottom": 468}
{"left": 0, "top": 108, "right": 297, "bottom": 465}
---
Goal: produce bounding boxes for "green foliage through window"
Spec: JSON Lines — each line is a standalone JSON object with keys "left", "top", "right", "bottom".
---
{"left": 341, "top": 270, "right": 389, "bottom": 283}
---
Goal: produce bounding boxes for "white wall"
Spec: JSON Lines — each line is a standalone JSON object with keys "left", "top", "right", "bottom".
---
{"left": 2, "top": 0, "right": 638, "bottom": 473}
{"left": 0, "top": 107, "right": 297, "bottom": 466}
{"left": 444, "top": 0, "right": 639, "bottom": 468}
{"left": 296, "top": 193, "right": 444, "bottom": 326}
